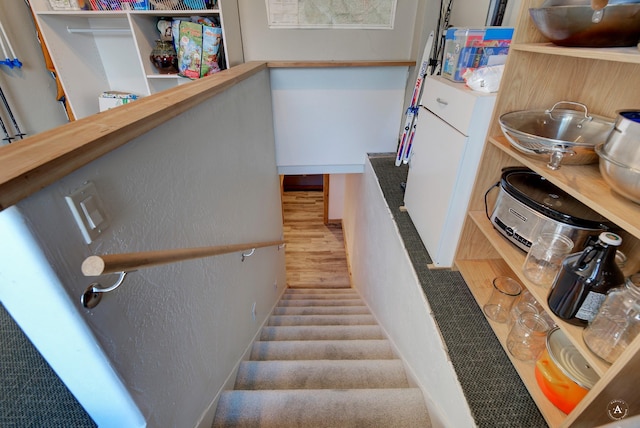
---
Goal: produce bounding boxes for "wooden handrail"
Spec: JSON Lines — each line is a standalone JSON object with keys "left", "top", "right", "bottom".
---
{"left": 81, "top": 239, "right": 285, "bottom": 276}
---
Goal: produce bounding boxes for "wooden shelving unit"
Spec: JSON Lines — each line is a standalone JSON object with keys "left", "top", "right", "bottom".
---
{"left": 28, "top": 0, "right": 243, "bottom": 119}
{"left": 454, "top": 1, "right": 640, "bottom": 426}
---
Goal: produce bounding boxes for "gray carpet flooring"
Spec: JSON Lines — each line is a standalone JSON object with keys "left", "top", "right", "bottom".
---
{"left": 0, "top": 304, "right": 96, "bottom": 427}
{"left": 369, "top": 154, "right": 547, "bottom": 428}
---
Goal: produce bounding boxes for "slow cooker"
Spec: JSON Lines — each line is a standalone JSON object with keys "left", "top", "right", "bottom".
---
{"left": 488, "top": 168, "right": 612, "bottom": 252}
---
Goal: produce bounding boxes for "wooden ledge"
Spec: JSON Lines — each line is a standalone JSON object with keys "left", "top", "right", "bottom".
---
{"left": 0, "top": 59, "right": 414, "bottom": 212}
{"left": 267, "top": 60, "right": 415, "bottom": 68}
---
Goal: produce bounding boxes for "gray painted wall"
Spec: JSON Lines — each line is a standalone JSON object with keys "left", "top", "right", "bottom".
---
{"left": 1, "top": 70, "right": 286, "bottom": 427}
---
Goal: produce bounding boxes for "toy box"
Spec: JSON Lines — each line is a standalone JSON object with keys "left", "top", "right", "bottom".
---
{"left": 442, "top": 28, "right": 485, "bottom": 82}
{"left": 442, "top": 26, "right": 514, "bottom": 82}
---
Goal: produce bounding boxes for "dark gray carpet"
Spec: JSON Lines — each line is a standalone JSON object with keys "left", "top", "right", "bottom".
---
{"left": 0, "top": 304, "right": 96, "bottom": 427}
{"left": 369, "top": 154, "right": 547, "bottom": 428}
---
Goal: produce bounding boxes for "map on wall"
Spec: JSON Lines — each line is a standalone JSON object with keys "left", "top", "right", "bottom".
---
{"left": 266, "top": 0, "right": 397, "bottom": 29}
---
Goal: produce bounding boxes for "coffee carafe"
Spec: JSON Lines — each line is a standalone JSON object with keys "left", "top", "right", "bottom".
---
{"left": 548, "top": 232, "right": 625, "bottom": 326}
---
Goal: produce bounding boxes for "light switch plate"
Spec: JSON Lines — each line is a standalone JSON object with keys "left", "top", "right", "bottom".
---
{"left": 65, "top": 181, "right": 109, "bottom": 244}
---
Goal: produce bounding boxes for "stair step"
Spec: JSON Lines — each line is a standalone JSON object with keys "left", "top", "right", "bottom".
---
{"left": 272, "top": 305, "right": 370, "bottom": 316}
{"left": 260, "top": 325, "right": 384, "bottom": 341}
{"left": 281, "top": 291, "right": 360, "bottom": 300}
{"left": 287, "top": 283, "right": 352, "bottom": 289}
{"left": 235, "top": 359, "right": 409, "bottom": 390}
{"left": 249, "top": 339, "right": 397, "bottom": 361}
{"left": 212, "top": 388, "right": 430, "bottom": 428}
{"left": 284, "top": 288, "right": 356, "bottom": 295}
{"left": 267, "top": 314, "right": 376, "bottom": 326}
{"left": 277, "top": 298, "right": 364, "bottom": 307}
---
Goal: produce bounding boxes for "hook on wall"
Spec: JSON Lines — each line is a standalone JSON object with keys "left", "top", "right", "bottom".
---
{"left": 81, "top": 271, "right": 129, "bottom": 309}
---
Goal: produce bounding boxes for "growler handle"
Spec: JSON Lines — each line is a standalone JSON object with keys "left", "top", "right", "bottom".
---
{"left": 576, "top": 245, "right": 600, "bottom": 270}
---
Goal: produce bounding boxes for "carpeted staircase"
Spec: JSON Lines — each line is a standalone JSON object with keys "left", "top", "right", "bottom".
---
{"left": 212, "top": 287, "right": 431, "bottom": 427}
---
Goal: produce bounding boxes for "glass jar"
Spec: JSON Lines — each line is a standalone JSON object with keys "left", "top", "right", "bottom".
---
{"left": 583, "top": 273, "right": 640, "bottom": 364}
{"left": 150, "top": 40, "right": 178, "bottom": 74}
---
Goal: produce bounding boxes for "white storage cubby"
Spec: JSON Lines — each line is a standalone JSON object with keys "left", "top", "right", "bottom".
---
{"left": 29, "top": 0, "right": 243, "bottom": 119}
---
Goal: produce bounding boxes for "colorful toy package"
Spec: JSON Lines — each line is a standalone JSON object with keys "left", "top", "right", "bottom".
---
{"left": 175, "top": 19, "right": 223, "bottom": 79}
{"left": 442, "top": 27, "right": 514, "bottom": 83}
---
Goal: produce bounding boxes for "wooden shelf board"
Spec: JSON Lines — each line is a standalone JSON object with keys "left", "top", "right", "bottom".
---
{"left": 266, "top": 60, "right": 415, "bottom": 68}
{"left": 488, "top": 136, "right": 640, "bottom": 239}
{"left": 466, "top": 211, "right": 610, "bottom": 377}
{"left": 36, "top": 9, "right": 219, "bottom": 16}
{"left": 456, "top": 256, "right": 568, "bottom": 428}
{"left": 512, "top": 43, "right": 640, "bottom": 65}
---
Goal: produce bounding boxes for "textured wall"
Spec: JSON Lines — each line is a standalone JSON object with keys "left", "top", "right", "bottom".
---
{"left": 2, "top": 70, "right": 286, "bottom": 427}
{"left": 342, "top": 159, "right": 475, "bottom": 427}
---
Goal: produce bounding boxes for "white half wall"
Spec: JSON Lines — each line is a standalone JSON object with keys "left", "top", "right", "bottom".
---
{"left": 342, "top": 158, "right": 475, "bottom": 428}
{"left": 271, "top": 67, "right": 408, "bottom": 174}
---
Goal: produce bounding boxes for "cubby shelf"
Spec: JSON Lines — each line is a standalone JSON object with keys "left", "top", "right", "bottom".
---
{"left": 29, "top": 0, "right": 242, "bottom": 119}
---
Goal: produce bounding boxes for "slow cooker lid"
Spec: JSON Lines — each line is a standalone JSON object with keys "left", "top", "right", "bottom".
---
{"left": 501, "top": 168, "right": 610, "bottom": 228}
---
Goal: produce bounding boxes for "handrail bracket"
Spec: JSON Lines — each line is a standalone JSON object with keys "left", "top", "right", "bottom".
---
{"left": 81, "top": 271, "right": 129, "bottom": 309}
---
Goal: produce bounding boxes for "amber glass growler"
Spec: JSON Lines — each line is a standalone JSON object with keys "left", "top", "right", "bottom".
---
{"left": 547, "top": 232, "right": 625, "bottom": 326}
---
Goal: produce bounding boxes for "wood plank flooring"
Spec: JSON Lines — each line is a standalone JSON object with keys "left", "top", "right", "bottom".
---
{"left": 282, "top": 191, "right": 351, "bottom": 289}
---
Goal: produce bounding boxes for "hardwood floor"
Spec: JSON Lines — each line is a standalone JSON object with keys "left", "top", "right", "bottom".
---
{"left": 282, "top": 191, "right": 351, "bottom": 289}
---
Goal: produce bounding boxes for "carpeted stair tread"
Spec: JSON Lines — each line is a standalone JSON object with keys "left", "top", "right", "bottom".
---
{"left": 272, "top": 305, "right": 370, "bottom": 316}
{"left": 277, "top": 298, "right": 365, "bottom": 307}
{"left": 234, "top": 359, "right": 409, "bottom": 390}
{"left": 283, "top": 288, "right": 357, "bottom": 295}
{"left": 260, "top": 325, "right": 384, "bottom": 341}
{"left": 267, "top": 314, "right": 377, "bottom": 326}
{"left": 212, "top": 388, "right": 430, "bottom": 428}
{"left": 286, "top": 283, "right": 352, "bottom": 289}
{"left": 249, "top": 339, "right": 397, "bottom": 361}
{"left": 213, "top": 285, "right": 430, "bottom": 427}
{"left": 281, "top": 291, "right": 360, "bottom": 300}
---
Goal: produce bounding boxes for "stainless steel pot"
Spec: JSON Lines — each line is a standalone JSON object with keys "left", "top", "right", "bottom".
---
{"left": 529, "top": 3, "right": 640, "bottom": 47}
{"left": 499, "top": 102, "right": 615, "bottom": 170}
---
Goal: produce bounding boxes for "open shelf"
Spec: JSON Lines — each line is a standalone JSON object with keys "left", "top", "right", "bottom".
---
{"left": 511, "top": 43, "right": 640, "bottom": 65}
{"left": 488, "top": 136, "right": 640, "bottom": 241}
{"left": 456, "top": 255, "right": 567, "bottom": 427}
{"left": 464, "top": 211, "right": 611, "bottom": 377}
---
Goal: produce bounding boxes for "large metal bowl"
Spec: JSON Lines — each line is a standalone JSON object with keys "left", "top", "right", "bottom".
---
{"left": 600, "top": 110, "right": 640, "bottom": 168}
{"left": 529, "top": 4, "right": 640, "bottom": 47}
{"left": 596, "top": 143, "right": 640, "bottom": 204}
{"left": 499, "top": 102, "right": 615, "bottom": 170}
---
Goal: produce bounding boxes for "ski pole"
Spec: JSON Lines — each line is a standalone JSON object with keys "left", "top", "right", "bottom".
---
{"left": 0, "top": 85, "right": 25, "bottom": 139}
{"left": 0, "top": 114, "right": 13, "bottom": 144}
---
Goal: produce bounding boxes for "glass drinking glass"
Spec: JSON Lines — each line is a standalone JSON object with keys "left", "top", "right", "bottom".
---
{"left": 483, "top": 276, "right": 522, "bottom": 323}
